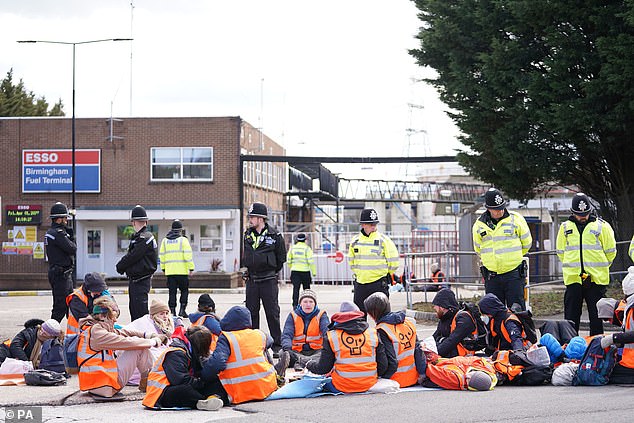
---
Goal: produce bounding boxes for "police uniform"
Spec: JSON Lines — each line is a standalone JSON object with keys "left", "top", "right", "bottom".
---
{"left": 159, "top": 219, "right": 194, "bottom": 317}
{"left": 472, "top": 188, "right": 532, "bottom": 310}
{"left": 287, "top": 234, "right": 316, "bottom": 307}
{"left": 242, "top": 203, "right": 287, "bottom": 351}
{"left": 348, "top": 208, "right": 399, "bottom": 313}
{"left": 44, "top": 202, "right": 77, "bottom": 322}
{"left": 116, "top": 205, "right": 158, "bottom": 321}
{"left": 556, "top": 193, "right": 616, "bottom": 335}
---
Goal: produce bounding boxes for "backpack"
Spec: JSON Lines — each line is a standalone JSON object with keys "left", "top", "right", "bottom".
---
{"left": 458, "top": 302, "right": 489, "bottom": 352}
{"left": 511, "top": 365, "right": 553, "bottom": 386}
{"left": 63, "top": 334, "right": 80, "bottom": 372}
{"left": 39, "top": 338, "right": 66, "bottom": 374}
{"left": 492, "top": 350, "right": 552, "bottom": 386}
{"left": 24, "top": 369, "right": 67, "bottom": 386}
{"left": 572, "top": 336, "right": 618, "bottom": 386}
{"left": 513, "top": 310, "right": 538, "bottom": 344}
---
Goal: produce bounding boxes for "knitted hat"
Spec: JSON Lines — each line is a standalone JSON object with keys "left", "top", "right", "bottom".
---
{"left": 339, "top": 301, "right": 360, "bottom": 312}
{"left": 597, "top": 298, "right": 618, "bottom": 319}
{"left": 623, "top": 266, "right": 634, "bottom": 296}
{"left": 150, "top": 299, "right": 170, "bottom": 316}
{"left": 40, "top": 319, "right": 61, "bottom": 337}
{"left": 430, "top": 262, "right": 440, "bottom": 273}
{"left": 83, "top": 272, "right": 107, "bottom": 293}
{"left": 467, "top": 371, "right": 492, "bottom": 391}
{"left": 564, "top": 336, "right": 587, "bottom": 360}
{"left": 299, "top": 289, "right": 318, "bottom": 305}
{"left": 198, "top": 294, "right": 215, "bottom": 311}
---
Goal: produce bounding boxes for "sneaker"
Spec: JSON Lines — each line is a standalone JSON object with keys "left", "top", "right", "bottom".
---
{"left": 196, "top": 395, "right": 223, "bottom": 411}
{"left": 274, "top": 350, "right": 290, "bottom": 378}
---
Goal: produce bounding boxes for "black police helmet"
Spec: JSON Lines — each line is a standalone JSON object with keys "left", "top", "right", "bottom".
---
{"left": 50, "top": 202, "right": 69, "bottom": 219}
{"left": 131, "top": 205, "right": 148, "bottom": 221}
{"left": 484, "top": 188, "right": 507, "bottom": 210}
{"left": 570, "top": 193, "right": 592, "bottom": 215}
{"left": 171, "top": 219, "right": 183, "bottom": 230}
{"left": 360, "top": 208, "right": 379, "bottom": 224}
{"left": 296, "top": 233, "right": 306, "bottom": 242}
{"left": 248, "top": 202, "right": 268, "bottom": 218}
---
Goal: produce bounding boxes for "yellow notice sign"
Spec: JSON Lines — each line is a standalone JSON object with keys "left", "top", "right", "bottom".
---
{"left": 7, "top": 230, "right": 14, "bottom": 240}
{"left": 26, "top": 226, "right": 37, "bottom": 242}
{"left": 13, "top": 226, "right": 26, "bottom": 241}
{"left": 33, "top": 242, "right": 45, "bottom": 259}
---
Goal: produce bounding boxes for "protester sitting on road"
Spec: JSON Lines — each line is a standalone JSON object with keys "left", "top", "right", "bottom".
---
{"left": 365, "top": 292, "right": 425, "bottom": 387}
{"left": 306, "top": 301, "right": 394, "bottom": 393}
{"left": 8, "top": 318, "right": 61, "bottom": 368}
{"left": 189, "top": 294, "right": 222, "bottom": 351}
{"left": 602, "top": 271, "right": 634, "bottom": 384}
{"left": 278, "top": 289, "right": 329, "bottom": 374}
{"left": 201, "top": 305, "right": 278, "bottom": 405}
{"left": 423, "top": 355, "right": 497, "bottom": 391}
{"left": 432, "top": 289, "right": 477, "bottom": 358}
{"left": 478, "top": 293, "right": 530, "bottom": 353}
{"left": 143, "top": 325, "right": 224, "bottom": 411}
{"left": 77, "top": 296, "right": 168, "bottom": 398}
{"left": 66, "top": 272, "right": 111, "bottom": 339}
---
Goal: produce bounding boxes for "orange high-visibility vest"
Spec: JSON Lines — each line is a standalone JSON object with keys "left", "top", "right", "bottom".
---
{"left": 66, "top": 288, "right": 89, "bottom": 337}
{"left": 492, "top": 350, "right": 523, "bottom": 381}
{"left": 490, "top": 314, "right": 529, "bottom": 350}
{"left": 616, "top": 300, "right": 627, "bottom": 326}
{"left": 377, "top": 317, "right": 418, "bottom": 387}
{"left": 426, "top": 356, "right": 497, "bottom": 390}
{"left": 77, "top": 323, "right": 121, "bottom": 392}
{"left": 2, "top": 339, "right": 9, "bottom": 347}
{"left": 621, "top": 307, "right": 634, "bottom": 368}
{"left": 191, "top": 315, "right": 219, "bottom": 352}
{"left": 327, "top": 327, "right": 379, "bottom": 393}
{"left": 291, "top": 310, "right": 325, "bottom": 352}
{"left": 450, "top": 311, "right": 479, "bottom": 356}
{"left": 142, "top": 346, "right": 187, "bottom": 408}
{"left": 432, "top": 271, "right": 445, "bottom": 284}
{"left": 218, "top": 329, "right": 277, "bottom": 404}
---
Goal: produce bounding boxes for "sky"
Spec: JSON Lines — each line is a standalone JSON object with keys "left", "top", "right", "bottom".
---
{"left": 1, "top": 0, "right": 463, "bottom": 179}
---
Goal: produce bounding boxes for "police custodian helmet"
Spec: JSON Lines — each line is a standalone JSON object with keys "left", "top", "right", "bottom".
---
{"left": 248, "top": 202, "right": 268, "bottom": 218}
{"left": 570, "top": 193, "right": 592, "bottom": 215}
{"left": 50, "top": 202, "right": 69, "bottom": 219}
{"left": 484, "top": 188, "right": 507, "bottom": 210}
{"left": 359, "top": 208, "right": 379, "bottom": 224}
{"left": 131, "top": 205, "right": 148, "bottom": 220}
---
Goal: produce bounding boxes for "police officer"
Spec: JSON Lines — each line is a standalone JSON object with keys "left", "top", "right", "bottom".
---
{"left": 242, "top": 202, "right": 286, "bottom": 355}
{"left": 287, "top": 233, "right": 316, "bottom": 308}
{"left": 348, "top": 208, "right": 399, "bottom": 314}
{"left": 556, "top": 193, "right": 616, "bottom": 335}
{"left": 159, "top": 219, "right": 194, "bottom": 317}
{"left": 472, "top": 188, "right": 532, "bottom": 310}
{"left": 116, "top": 205, "right": 158, "bottom": 321}
{"left": 44, "top": 202, "right": 77, "bottom": 323}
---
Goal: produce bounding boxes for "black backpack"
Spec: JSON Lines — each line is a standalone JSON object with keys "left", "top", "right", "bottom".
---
{"left": 39, "top": 338, "right": 66, "bottom": 374}
{"left": 513, "top": 310, "right": 538, "bottom": 344}
{"left": 24, "top": 369, "right": 67, "bottom": 386}
{"left": 458, "top": 302, "right": 489, "bottom": 352}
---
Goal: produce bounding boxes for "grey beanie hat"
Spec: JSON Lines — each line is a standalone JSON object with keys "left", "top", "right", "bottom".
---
{"left": 468, "top": 371, "right": 492, "bottom": 391}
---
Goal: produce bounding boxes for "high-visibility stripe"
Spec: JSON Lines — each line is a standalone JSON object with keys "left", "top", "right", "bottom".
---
{"left": 221, "top": 368, "right": 276, "bottom": 385}
{"left": 335, "top": 369, "right": 377, "bottom": 378}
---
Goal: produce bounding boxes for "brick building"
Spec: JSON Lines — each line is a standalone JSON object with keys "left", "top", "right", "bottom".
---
{"left": 0, "top": 116, "right": 286, "bottom": 287}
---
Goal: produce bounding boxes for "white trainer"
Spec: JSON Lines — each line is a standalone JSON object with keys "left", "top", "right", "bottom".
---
{"left": 196, "top": 396, "right": 224, "bottom": 411}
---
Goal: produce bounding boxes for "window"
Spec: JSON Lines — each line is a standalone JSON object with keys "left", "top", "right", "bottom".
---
{"left": 117, "top": 225, "right": 159, "bottom": 252}
{"left": 200, "top": 224, "right": 222, "bottom": 252}
{"left": 151, "top": 147, "right": 213, "bottom": 181}
{"left": 87, "top": 230, "right": 101, "bottom": 255}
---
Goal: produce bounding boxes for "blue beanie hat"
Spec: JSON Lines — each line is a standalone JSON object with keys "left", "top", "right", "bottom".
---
{"left": 564, "top": 336, "right": 587, "bottom": 360}
{"left": 540, "top": 333, "right": 565, "bottom": 364}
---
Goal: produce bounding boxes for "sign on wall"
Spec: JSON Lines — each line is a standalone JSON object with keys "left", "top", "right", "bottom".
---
{"left": 5, "top": 205, "right": 42, "bottom": 225}
{"left": 22, "top": 149, "right": 101, "bottom": 193}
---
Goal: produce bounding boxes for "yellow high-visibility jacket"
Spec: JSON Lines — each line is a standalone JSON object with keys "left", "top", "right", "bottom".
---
{"left": 287, "top": 242, "right": 316, "bottom": 275}
{"left": 629, "top": 234, "right": 634, "bottom": 263}
{"left": 348, "top": 230, "right": 399, "bottom": 284}
{"left": 159, "top": 236, "right": 194, "bottom": 276}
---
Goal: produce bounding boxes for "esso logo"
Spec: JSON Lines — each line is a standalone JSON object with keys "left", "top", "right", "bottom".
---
{"left": 26, "top": 152, "right": 59, "bottom": 163}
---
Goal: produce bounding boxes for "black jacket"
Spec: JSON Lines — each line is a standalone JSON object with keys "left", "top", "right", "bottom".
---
{"left": 241, "top": 224, "right": 286, "bottom": 279}
{"left": 159, "top": 337, "right": 206, "bottom": 403}
{"left": 44, "top": 222, "right": 76, "bottom": 269}
{"left": 9, "top": 319, "right": 42, "bottom": 361}
{"left": 479, "top": 293, "right": 524, "bottom": 351}
{"left": 116, "top": 226, "right": 158, "bottom": 279}
{"left": 433, "top": 309, "right": 476, "bottom": 358}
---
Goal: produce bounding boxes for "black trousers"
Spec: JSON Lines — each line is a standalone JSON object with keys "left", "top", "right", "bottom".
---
{"left": 484, "top": 268, "right": 526, "bottom": 311}
{"left": 129, "top": 275, "right": 152, "bottom": 321}
{"left": 158, "top": 379, "right": 229, "bottom": 408}
{"left": 564, "top": 282, "right": 605, "bottom": 336}
{"left": 245, "top": 276, "right": 282, "bottom": 349}
{"left": 291, "top": 271, "right": 312, "bottom": 308}
{"left": 48, "top": 266, "right": 73, "bottom": 322}
{"left": 608, "top": 363, "right": 634, "bottom": 384}
{"left": 353, "top": 278, "right": 389, "bottom": 314}
{"left": 166, "top": 274, "right": 189, "bottom": 309}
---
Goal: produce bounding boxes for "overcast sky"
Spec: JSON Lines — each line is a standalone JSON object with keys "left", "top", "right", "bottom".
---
{"left": 1, "top": 0, "right": 462, "bottom": 179}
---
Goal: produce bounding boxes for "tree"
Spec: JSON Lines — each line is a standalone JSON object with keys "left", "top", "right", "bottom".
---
{"left": 0, "top": 68, "right": 64, "bottom": 117}
{"left": 409, "top": 0, "right": 634, "bottom": 244}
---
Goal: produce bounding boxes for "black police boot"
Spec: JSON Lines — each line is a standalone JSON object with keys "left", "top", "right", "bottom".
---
{"left": 170, "top": 307, "right": 177, "bottom": 316}
{"left": 178, "top": 305, "right": 188, "bottom": 318}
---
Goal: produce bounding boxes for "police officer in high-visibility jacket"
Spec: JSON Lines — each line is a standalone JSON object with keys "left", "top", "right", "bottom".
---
{"left": 556, "top": 193, "right": 616, "bottom": 335}
{"left": 348, "top": 208, "right": 399, "bottom": 313}
{"left": 159, "top": 219, "right": 195, "bottom": 318}
{"left": 472, "top": 188, "right": 532, "bottom": 310}
{"left": 287, "top": 233, "right": 317, "bottom": 307}
{"left": 629, "top": 235, "right": 634, "bottom": 263}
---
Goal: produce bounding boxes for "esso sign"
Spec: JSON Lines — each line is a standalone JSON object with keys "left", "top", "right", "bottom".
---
{"left": 25, "top": 152, "right": 59, "bottom": 163}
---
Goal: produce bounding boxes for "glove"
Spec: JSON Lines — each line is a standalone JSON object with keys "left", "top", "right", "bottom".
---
{"left": 601, "top": 334, "right": 615, "bottom": 349}
{"left": 151, "top": 338, "right": 162, "bottom": 347}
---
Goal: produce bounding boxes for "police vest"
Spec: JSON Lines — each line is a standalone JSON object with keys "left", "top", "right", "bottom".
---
{"left": 450, "top": 311, "right": 479, "bottom": 356}
{"left": 327, "top": 327, "right": 379, "bottom": 393}
{"left": 291, "top": 310, "right": 325, "bottom": 352}
{"left": 288, "top": 243, "right": 316, "bottom": 274}
{"left": 489, "top": 314, "right": 529, "bottom": 351}
{"left": 218, "top": 329, "right": 277, "bottom": 404}
{"left": 191, "top": 315, "right": 219, "bottom": 352}
{"left": 376, "top": 317, "right": 418, "bottom": 388}
{"left": 472, "top": 211, "right": 532, "bottom": 274}
{"left": 65, "top": 287, "right": 88, "bottom": 337}
{"left": 348, "top": 231, "right": 399, "bottom": 284}
{"left": 556, "top": 219, "right": 616, "bottom": 285}
{"left": 159, "top": 237, "right": 194, "bottom": 276}
{"left": 77, "top": 323, "right": 121, "bottom": 392}
{"left": 621, "top": 307, "right": 634, "bottom": 369}
{"left": 142, "top": 346, "right": 187, "bottom": 408}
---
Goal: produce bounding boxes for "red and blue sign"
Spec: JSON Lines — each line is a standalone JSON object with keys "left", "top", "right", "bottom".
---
{"left": 22, "top": 149, "right": 101, "bottom": 193}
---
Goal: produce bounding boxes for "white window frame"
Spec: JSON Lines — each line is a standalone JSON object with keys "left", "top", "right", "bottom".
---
{"left": 150, "top": 147, "right": 213, "bottom": 182}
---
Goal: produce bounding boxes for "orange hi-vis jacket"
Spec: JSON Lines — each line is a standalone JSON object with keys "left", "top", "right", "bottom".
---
{"left": 616, "top": 300, "right": 627, "bottom": 326}
{"left": 77, "top": 323, "right": 121, "bottom": 392}
{"left": 492, "top": 350, "right": 523, "bottom": 381}
{"left": 621, "top": 307, "right": 634, "bottom": 369}
{"left": 489, "top": 314, "right": 529, "bottom": 350}
{"left": 191, "top": 315, "right": 219, "bottom": 352}
{"left": 66, "top": 288, "right": 89, "bottom": 337}
{"left": 426, "top": 356, "right": 497, "bottom": 390}
{"left": 377, "top": 317, "right": 418, "bottom": 387}
{"left": 291, "top": 310, "right": 325, "bottom": 352}
{"left": 218, "top": 329, "right": 277, "bottom": 404}
{"left": 327, "top": 327, "right": 379, "bottom": 393}
{"left": 142, "top": 346, "right": 187, "bottom": 408}
{"left": 450, "top": 311, "right": 479, "bottom": 356}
